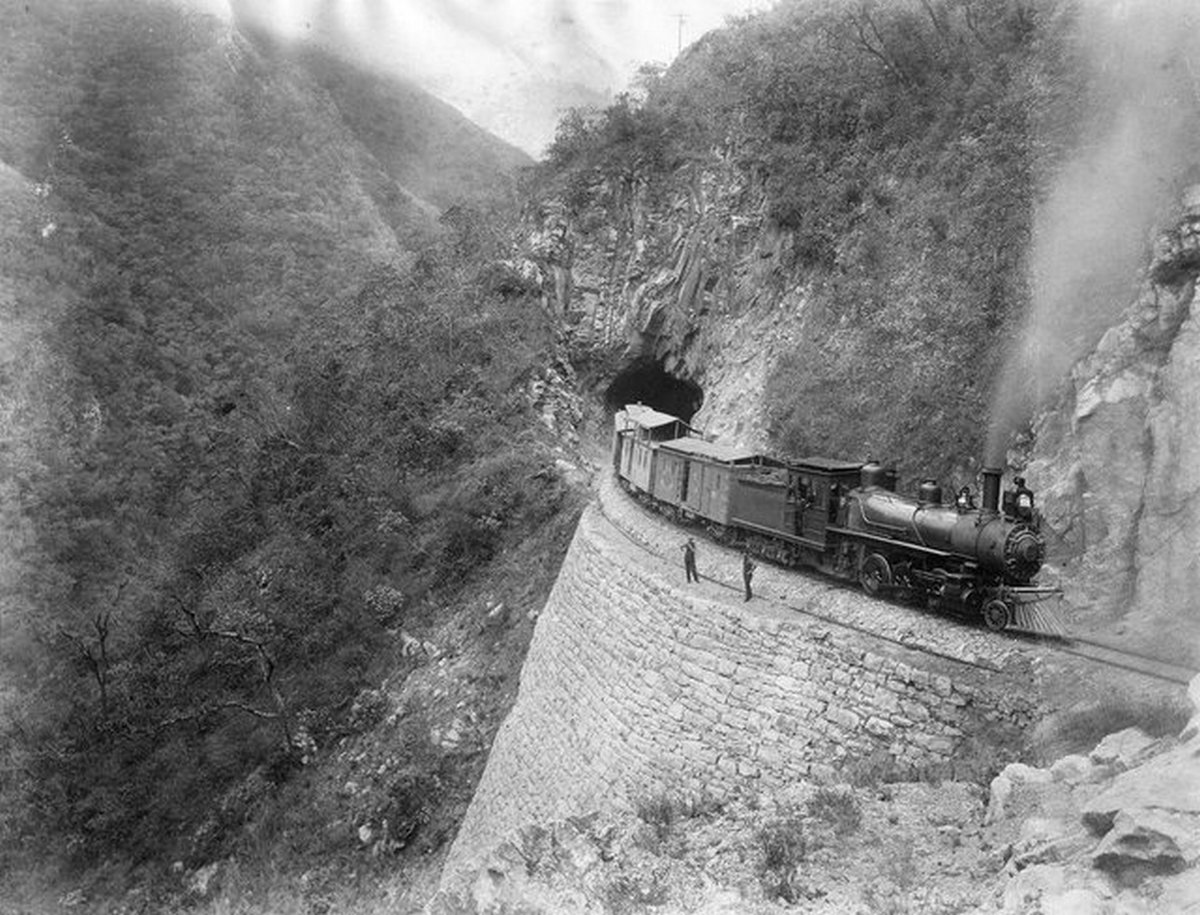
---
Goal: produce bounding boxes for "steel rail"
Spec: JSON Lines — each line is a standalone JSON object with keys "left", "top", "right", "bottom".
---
{"left": 1050, "top": 639, "right": 1196, "bottom": 687}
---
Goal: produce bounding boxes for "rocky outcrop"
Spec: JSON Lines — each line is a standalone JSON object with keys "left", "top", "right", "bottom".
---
{"left": 522, "top": 150, "right": 803, "bottom": 451}
{"left": 429, "top": 673, "right": 1200, "bottom": 914}
{"left": 1023, "top": 213, "right": 1200, "bottom": 661}
{"left": 985, "top": 673, "right": 1200, "bottom": 914}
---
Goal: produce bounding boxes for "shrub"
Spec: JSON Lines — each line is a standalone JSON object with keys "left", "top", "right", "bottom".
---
{"left": 806, "top": 786, "right": 862, "bottom": 838}
{"left": 633, "top": 792, "right": 678, "bottom": 847}
{"left": 633, "top": 787, "right": 728, "bottom": 843}
{"left": 842, "top": 748, "right": 911, "bottom": 788}
{"left": 756, "top": 810, "right": 807, "bottom": 903}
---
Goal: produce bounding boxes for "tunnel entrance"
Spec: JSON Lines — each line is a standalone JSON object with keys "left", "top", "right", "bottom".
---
{"left": 604, "top": 360, "right": 703, "bottom": 423}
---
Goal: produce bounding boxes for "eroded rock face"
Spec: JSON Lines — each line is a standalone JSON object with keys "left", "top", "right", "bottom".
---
{"left": 1024, "top": 216, "right": 1200, "bottom": 655}
{"left": 983, "top": 672, "right": 1200, "bottom": 913}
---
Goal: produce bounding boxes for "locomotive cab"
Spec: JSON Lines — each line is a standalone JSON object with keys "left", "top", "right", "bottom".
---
{"left": 789, "top": 459, "right": 865, "bottom": 544}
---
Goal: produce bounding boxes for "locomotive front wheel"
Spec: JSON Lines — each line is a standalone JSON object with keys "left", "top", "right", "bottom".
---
{"left": 859, "top": 553, "right": 892, "bottom": 596}
{"left": 982, "top": 599, "right": 1011, "bottom": 631}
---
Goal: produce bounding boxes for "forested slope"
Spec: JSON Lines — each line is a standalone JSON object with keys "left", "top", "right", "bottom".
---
{"left": 0, "top": 0, "right": 562, "bottom": 887}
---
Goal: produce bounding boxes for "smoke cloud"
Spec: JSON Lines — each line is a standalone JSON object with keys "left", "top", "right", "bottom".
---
{"left": 987, "top": 0, "right": 1200, "bottom": 464}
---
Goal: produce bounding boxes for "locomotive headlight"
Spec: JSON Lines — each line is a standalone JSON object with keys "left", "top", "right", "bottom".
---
{"left": 1004, "top": 527, "right": 1045, "bottom": 582}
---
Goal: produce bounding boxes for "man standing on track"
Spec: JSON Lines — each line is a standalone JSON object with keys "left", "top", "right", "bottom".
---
{"left": 742, "top": 548, "right": 756, "bottom": 601}
{"left": 682, "top": 537, "right": 698, "bottom": 583}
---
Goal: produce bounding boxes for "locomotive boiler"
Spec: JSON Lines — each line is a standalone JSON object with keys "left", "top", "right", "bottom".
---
{"left": 613, "top": 404, "right": 1059, "bottom": 633}
{"left": 841, "top": 466, "right": 1050, "bottom": 630}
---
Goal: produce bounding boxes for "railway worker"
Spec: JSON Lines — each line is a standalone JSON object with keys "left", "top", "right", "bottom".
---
{"left": 956, "top": 485, "right": 976, "bottom": 512}
{"left": 1013, "top": 476, "right": 1035, "bottom": 521}
{"left": 742, "top": 549, "right": 756, "bottom": 601}
{"left": 682, "top": 538, "right": 698, "bottom": 583}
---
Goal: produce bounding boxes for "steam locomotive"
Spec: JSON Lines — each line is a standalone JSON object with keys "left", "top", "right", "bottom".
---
{"left": 613, "top": 404, "right": 1058, "bottom": 632}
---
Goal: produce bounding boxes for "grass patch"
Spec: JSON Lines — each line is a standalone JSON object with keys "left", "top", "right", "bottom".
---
{"left": 1039, "top": 694, "right": 1192, "bottom": 761}
{"left": 632, "top": 788, "right": 728, "bottom": 851}
{"left": 806, "top": 787, "right": 862, "bottom": 839}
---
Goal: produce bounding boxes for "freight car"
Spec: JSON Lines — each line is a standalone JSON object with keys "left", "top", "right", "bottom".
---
{"left": 613, "top": 404, "right": 1059, "bottom": 632}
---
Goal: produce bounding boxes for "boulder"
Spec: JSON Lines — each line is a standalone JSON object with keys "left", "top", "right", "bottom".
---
{"left": 1081, "top": 748, "right": 1200, "bottom": 835}
{"left": 985, "top": 762, "right": 1055, "bottom": 825}
{"left": 1088, "top": 727, "right": 1158, "bottom": 770}
{"left": 1009, "top": 817, "right": 1092, "bottom": 871}
{"left": 1001, "top": 863, "right": 1067, "bottom": 911}
{"left": 1092, "top": 808, "right": 1200, "bottom": 879}
{"left": 1050, "top": 753, "right": 1098, "bottom": 784}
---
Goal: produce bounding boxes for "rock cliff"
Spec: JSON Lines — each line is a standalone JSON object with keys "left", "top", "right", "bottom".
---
{"left": 531, "top": 170, "right": 1200, "bottom": 661}
{"left": 1023, "top": 208, "right": 1200, "bottom": 664}
{"left": 529, "top": 151, "right": 803, "bottom": 450}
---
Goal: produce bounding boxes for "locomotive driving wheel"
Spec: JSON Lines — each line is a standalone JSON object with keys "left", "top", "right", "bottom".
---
{"left": 982, "top": 599, "right": 1011, "bottom": 631}
{"left": 859, "top": 553, "right": 892, "bottom": 596}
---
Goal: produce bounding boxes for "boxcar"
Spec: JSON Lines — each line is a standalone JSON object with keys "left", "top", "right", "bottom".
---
{"left": 653, "top": 436, "right": 775, "bottom": 523}
{"left": 613, "top": 404, "right": 691, "bottom": 494}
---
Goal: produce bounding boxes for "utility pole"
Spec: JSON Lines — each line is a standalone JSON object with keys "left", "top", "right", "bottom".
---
{"left": 674, "top": 13, "right": 687, "bottom": 53}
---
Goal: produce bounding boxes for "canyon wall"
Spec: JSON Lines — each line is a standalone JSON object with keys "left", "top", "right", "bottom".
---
{"left": 1024, "top": 214, "right": 1200, "bottom": 663}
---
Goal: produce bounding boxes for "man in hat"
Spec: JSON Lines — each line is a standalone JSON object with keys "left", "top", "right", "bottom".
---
{"left": 742, "top": 548, "right": 756, "bottom": 601}
{"left": 682, "top": 537, "right": 698, "bottom": 583}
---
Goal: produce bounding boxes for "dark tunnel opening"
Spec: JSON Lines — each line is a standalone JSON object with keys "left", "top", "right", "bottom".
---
{"left": 604, "top": 360, "right": 704, "bottom": 423}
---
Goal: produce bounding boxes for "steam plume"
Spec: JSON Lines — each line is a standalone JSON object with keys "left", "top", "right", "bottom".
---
{"left": 987, "top": 0, "right": 1200, "bottom": 464}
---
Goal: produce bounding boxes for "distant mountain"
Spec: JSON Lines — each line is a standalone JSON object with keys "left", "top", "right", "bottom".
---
{"left": 0, "top": 0, "right": 531, "bottom": 330}
{"left": 286, "top": 42, "right": 533, "bottom": 213}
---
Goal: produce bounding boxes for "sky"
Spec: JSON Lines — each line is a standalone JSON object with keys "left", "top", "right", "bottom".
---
{"left": 192, "top": 0, "right": 773, "bottom": 156}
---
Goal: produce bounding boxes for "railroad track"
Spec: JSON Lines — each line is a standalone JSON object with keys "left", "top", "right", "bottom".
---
{"left": 1044, "top": 635, "right": 1197, "bottom": 687}
{"left": 596, "top": 489, "right": 1199, "bottom": 689}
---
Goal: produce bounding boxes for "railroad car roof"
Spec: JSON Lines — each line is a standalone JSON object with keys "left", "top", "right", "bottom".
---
{"left": 618, "top": 404, "right": 687, "bottom": 430}
{"left": 658, "top": 436, "right": 765, "bottom": 464}
{"left": 793, "top": 457, "right": 865, "bottom": 473}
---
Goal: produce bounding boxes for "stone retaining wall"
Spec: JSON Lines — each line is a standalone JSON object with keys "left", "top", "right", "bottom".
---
{"left": 440, "top": 481, "right": 1037, "bottom": 884}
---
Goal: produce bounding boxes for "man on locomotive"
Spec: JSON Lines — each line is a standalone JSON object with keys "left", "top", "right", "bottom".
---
{"left": 1013, "top": 476, "right": 1035, "bottom": 520}
{"left": 956, "top": 486, "right": 977, "bottom": 511}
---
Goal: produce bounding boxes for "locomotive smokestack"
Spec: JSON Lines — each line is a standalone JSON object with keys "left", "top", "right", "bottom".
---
{"left": 981, "top": 467, "right": 1002, "bottom": 514}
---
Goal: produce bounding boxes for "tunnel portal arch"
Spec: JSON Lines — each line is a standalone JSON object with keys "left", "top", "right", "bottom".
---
{"left": 604, "top": 361, "right": 703, "bottom": 423}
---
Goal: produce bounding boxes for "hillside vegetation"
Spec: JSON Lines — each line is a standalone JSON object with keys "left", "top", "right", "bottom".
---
{"left": 6, "top": 0, "right": 1196, "bottom": 910}
{"left": 0, "top": 0, "right": 567, "bottom": 900}
{"left": 532, "top": 0, "right": 1111, "bottom": 480}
